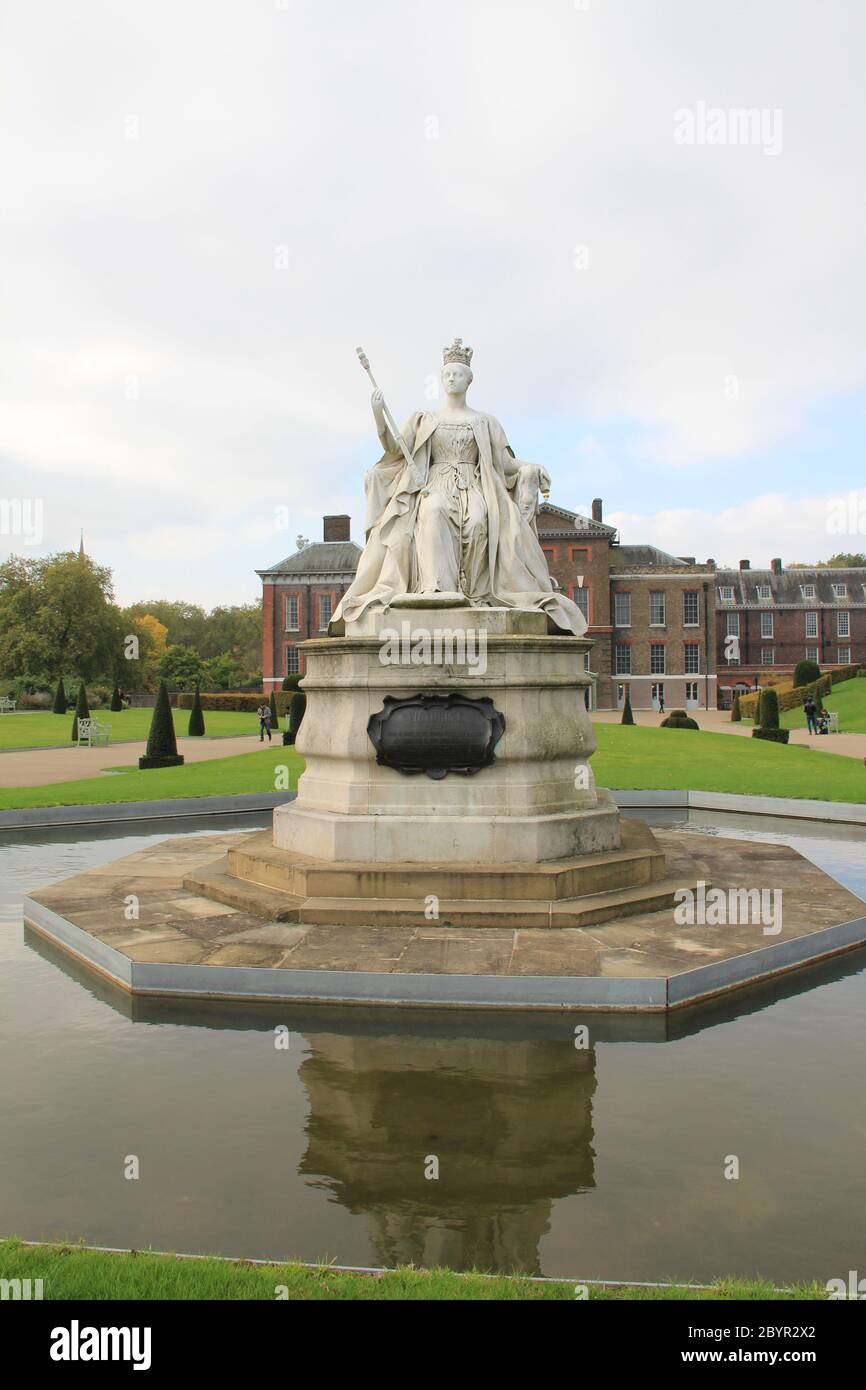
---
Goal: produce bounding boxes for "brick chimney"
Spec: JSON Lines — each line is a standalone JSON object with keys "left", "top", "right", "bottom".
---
{"left": 770, "top": 557, "right": 782, "bottom": 574}
{"left": 739, "top": 559, "right": 750, "bottom": 570}
{"left": 591, "top": 498, "right": 603, "bottom": 522}
{"left": 323, "top": 514, "right": 350, "bottom": 543}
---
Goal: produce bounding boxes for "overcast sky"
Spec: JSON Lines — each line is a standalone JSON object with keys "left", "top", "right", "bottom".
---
{"left": 2, "top": 0, "right": 865, "bottom": 606}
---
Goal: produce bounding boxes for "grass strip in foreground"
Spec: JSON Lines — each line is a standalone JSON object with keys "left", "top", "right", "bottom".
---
{"left": 0, "top": 1239, "right": 827, "bottom": 1301}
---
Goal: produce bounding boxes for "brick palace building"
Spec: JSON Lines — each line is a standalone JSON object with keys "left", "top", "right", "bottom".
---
{"left": 259, "top": 506, "right": 864, "bottom": 706}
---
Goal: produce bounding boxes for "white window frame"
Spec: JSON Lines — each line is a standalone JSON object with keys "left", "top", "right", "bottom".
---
{"left": 318, "top": 594, "right": 333, "bottom": 631}
{"left": 649, "top": 592, "right": 666, "bottom": 627}
{"left": 805, "top": 612, "right": 818, "bottom": 639}
{"left": 574, "top": 585, "right": 589, "bottom": 621}
{"left": 614, "top": 592, "right": 631, "bottom": 627}
{"left": 614, "top": 643, "right": 631, "bottom": 676}
{"left": 285, "top": 646, "right": 299, "bottom": 675}
{"left": 805, "top": 646, "right": 819, "bottom": 663}
{"left": 683, "top": 591, "right": 699, "bottom": 627}
{"left": 718, "top": 586, "right": 735, "bottom": 602}
{"left": 761, "top": 648, "right": 775, "bottom": 665}
{"left": 285, "top": 595, "right": 299, "bottom": 631}
{"left": 838, "top": 647, "right": 852, "bottom": 665}
{"left": 685, "top": 680, "right": 699, "bottom": 704}
{"left": 832, "top": 583, "right": 848, "bottom": 599}
{"left": 726, "top": 613, "right": 740, "bottom": 637}
{"left": 756, "top": 584, "right": 773, "bottom": 602}
{"left": 684, "top": 643, "right": 700, "bottom": 674}
{"left": 649, "top": 643, "right": 666, "bottom": 675}
{"left": 837, "top": 611, "right": 850, "bottom": 637}
{"left": 760, "top": 613, "right": 774, "bottom": 639}
{"left": 800, "top": 583, "right": 816, "bottom": 599}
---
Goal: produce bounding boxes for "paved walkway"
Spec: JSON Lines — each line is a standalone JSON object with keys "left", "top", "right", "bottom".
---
{"left": 0, "top": 735, "right": 274, "bottom": 788}
{"left": 591, "top": 708, "right": 866, "bottom": 761}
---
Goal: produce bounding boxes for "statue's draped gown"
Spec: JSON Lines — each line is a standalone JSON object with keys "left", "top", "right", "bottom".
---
{"left": 330, "top": 410, "right": 587, "bottom": 637}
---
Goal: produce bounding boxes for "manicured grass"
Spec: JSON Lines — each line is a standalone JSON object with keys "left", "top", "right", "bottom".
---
{"left": 0, "top": 1239, "right": 824, "bottom": 1301}
{"left": 778, "top": 675, "right": 866, "bottom": 733}
{"left": 0, "top": 746, "right": 301, "bottom": 809}
{"left": 590, "top": 722, "right": 865, "bottom": 802}
{"left": 0, "top": 707, "right": 264, "bottom": 750}
{"left": 0, "top": 723, "right": 863, "bottom": 810}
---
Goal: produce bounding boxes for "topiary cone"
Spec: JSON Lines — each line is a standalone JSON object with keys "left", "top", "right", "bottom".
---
{"left": 269, "top": 690, "right": 278, "bottom": 727}
{"left": 139, "top": 680, "right": 184, "bottom": 769}
{"left": 110, "top": 682, "right": 123, "bottom": 712}
{"left": 188, "top": 683, "right": 205, "bottom": 737}
{"left": 730, "top": 692, "right": 741, "bottom": 722}
{"left": 53, "top": 676, "right": 68, "bottom": 715}
{"left": 621, "top": 689, "right": 634, "bottom": 725}
{"left": 285, "top": 689, "right": 306, "bottom": 744}
{"left": 71, "top": 682, "right": 90, "bottom": 741}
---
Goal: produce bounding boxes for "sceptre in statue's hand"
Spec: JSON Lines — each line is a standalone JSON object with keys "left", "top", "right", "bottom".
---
{"left": 356, "top": 347, "right": 415, "bottom": 471}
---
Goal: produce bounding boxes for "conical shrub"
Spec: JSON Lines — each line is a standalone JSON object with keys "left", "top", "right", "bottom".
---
{"left": 71, "top": 682, "right": 90, "bottom": 741}
{"left": 188, "top": 683, "right": 205, "bottom": 736}
{"left": 139, "top": 680, "right": 184, "bottom": 768}
{"left": 53, "top": 677, "right": 68, "bottom": 715}
{"left": 730, "top": 693, "right": 741, "bottom": 722}
{"left": 621, "top": 689, "right": 634, "bottom": 725}
{"left": 269, "top": 690, "right": 278, "bottom": 727}
{"left": 751, "top": 685, "right": 789, "bottom": 744}
{"left": 110, "top": 682, "right": 123, "bottom": 712}
{"left": 284, "top": 689, "right": 306, "bottom": 744}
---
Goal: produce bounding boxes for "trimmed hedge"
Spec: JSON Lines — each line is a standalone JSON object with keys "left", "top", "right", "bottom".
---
{"left": 738, "top": 665, "right": 858, "bottom": 721}
{"left": 793, "top": 658, "right": 820, "bottom": 688}
{"left": 285, "top": 689, "right": 307, "bottom": 744}
{"left": 661, "top": 709, "right": 699, "bottom": 730}
{"left": 752, "top": 728, "right": 790, "bottom": 744}
{"left": 174, "top": 690, "right": 297, "bottom": 715}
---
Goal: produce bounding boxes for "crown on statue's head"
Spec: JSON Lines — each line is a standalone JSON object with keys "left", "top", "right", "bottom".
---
{"left": 442, "top": 337, "right": 473, "bottom": 366}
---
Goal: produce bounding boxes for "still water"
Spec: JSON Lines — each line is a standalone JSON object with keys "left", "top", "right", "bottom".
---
{"left": 1, "top": 811, "right": 865, "bottom": 1283}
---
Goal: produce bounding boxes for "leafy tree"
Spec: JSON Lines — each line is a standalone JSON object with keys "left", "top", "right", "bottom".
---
{"left": 200, "top": 652, "right": 245, "bottom": 690}
{"left": 139, "top": 681, "right": 184, "bottom": 768}
{"left": 124, "top": 600, "right": 209, "bottom": 652}
{"left": 158, "top": 644, "right": 204, "bottom": 691}
{"left": 621, "top": 689, "right": 634, "bottom": 725}
{"left": 71, "top": 681, "right": 90, "bottom": 741}
{"left": 188, "top": 683, "right": 205, "bottom": 736}
{"left": 0, "top": 551, "right": 123, "bottom": 682}
{"left": 200, "top": 603, "right": 262, "bottom": 668}
{"left": 282, "top": 674, "right": 302, "bottom": 691}
{"left": 125, "top": 612, "right": 168, "bottom": 692}
{"left": 52, "top": 677, "right": 68, "bottom": 714}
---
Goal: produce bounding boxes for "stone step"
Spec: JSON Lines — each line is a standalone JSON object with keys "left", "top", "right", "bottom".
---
{"left": 226, "top": 818, "right": 666, "bottom": 903}
{"left": 295, "top": 878, "right": 694, "bottom": 930}
{"left": 182, "top": 861, "right": 304, "bottom": 921}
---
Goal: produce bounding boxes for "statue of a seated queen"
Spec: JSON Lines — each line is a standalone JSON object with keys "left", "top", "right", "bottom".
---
{"left": 331, "top": 339, "right": 587, "bottom": 637}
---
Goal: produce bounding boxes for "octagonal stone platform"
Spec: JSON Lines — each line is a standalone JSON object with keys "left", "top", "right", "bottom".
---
{"left": 21, "top": 827, "right": 866, "bottom": 1012}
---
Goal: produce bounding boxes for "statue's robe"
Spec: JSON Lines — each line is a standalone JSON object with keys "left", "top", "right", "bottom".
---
{"left": 331, "top": 411, "right": 587, "bottom": 637}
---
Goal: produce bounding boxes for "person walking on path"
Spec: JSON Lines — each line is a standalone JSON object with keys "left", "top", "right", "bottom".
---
{"left": 657, "top": 691, "right": 665, "bottom": 714}
{"left": 256, "top": 700, "right": 272, "bottom": 743}
{"left": 804, "top": 696, "right": 818, "bottom": 735}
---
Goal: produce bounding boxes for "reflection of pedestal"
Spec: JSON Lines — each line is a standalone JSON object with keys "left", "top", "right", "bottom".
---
{"left": 185, "top": 607, "right": 699, "bottom": 929}
{"left": 298, "top": 1030, "right": 596, "bottom": 1274}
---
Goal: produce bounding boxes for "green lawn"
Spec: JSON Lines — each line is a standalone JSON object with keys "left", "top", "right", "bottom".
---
{"left": 0, "top": 707, "right": 266, "bottom": 750}
{"left": 0, "top": 724, "right": 863, "bottom": 811}
{"left": 0, "top": 745, "right": 302, "bottom": 809}
{"left": 0, "top": 1239, "right": 824, "bottom": 1301}
{"left": 589, "top": 722, "right": 865, "bottom": 801}
{"left": 778, "top": 675, "right": 866, "bottom": 733}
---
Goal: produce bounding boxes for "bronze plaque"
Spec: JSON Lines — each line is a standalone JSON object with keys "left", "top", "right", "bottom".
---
{"left": 367, "top": 694, "right": 505, "bottom": 780}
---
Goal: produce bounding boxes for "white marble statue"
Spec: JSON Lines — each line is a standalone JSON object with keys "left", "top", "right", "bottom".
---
{"left": 331, "top": 340, "right": 587, "bottom": 636}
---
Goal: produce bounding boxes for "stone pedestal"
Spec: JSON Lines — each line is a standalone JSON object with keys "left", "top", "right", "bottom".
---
{"left": 273, "top": 606, "right": 619, "bottom": 865}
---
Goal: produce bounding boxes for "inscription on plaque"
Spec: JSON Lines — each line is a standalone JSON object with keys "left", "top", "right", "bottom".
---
{"left": 367, "top": 694, "right": 505, "bottom": 779}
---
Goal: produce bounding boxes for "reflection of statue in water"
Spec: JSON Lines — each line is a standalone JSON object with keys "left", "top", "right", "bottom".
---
{"left": 331, "top": 340, "right": 587, "bottom": 636}
{"left": 298, "top": 1028, "right": 596, "bottom": 1274}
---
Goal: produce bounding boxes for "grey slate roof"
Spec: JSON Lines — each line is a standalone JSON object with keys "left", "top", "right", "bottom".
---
{"left": 610, "top": 544, "right": 687, "bottom": 568}
{"left": 715, "top": 567, "right": 866, "bottom": 607}
{"left": 257, "top": 541, "right": 362, "bottom": 577}
{"left": 537, "top": 502, "right": 617, "bottom": 540}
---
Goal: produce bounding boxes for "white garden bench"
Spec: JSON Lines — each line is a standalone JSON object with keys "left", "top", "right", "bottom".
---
{"left": 0, "top": 696, "right": 16, "bottom": 713}
{"left": 77, "top": 717, "right": 111, "bottom": 747}
{"left": 828, "top": 711, "right": 840, "bottom": 734}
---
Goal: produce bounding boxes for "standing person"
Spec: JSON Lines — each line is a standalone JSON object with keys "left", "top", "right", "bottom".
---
{"left": 803, "top": 696, "right": 818, "bottom": 735}
{"left": 658, "top": 691, "right": 665, "bottom": 714}
{"left": 257, "top": 699, "right": 272, "bottom": 743}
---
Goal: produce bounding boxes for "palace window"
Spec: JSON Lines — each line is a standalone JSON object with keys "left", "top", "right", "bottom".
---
{"left": 614, "top": 592, "right": 631, "bottom": 626}
{"left": 806, "top": 646, "right": 819, "bottom": 663}
{"left": 571, "top": 548, "right": 588, "bottom": 563}
{"left": 285, "top": 595, "right": 299, "bottom": 630}
{"left": 318, "top": 594, "right": 333, "bottom": 630}
{"left": 650, "top": 643, "right": 666, "bottom": 674}
{"left": 760, "top": 613, "right": 774, "bottom": 639}
{"left": 286, "top": 646, "right": 299, "bottom": 675}
{"left": 800, "top": 584, "right": 816, "bottom": 599}
{"left": 683, "top": 591, "right": 699, "bottom": 626}
{"left": 573, "top": 586, "right": 589, "bottom": 621}
{"left": 805, "top": 612, "right": 818, "bottom": 638}
{"left": 726, "top": 613, "right": 740, "bottom": 636}
{"left": 756, "top": 584, "right": 772, "bottom": 601}
{"left": 684, "top": 644, "right": 700, "bottom": 674}
{"left": 832, "top": 583, "right": 848, "bottom": 599}
{"left": 761, "top": 648, "right": 775, "bottom": 665}
{"left": 614, "top": 643, "right": 632, "bottom": 675}
{"left": 837, "top": 612, "right": 850, "bottom": 637}
{"left": 718, "top": 586, "right": 735, "bottom": 602}
{"left": 649, "top": 592, "right": 666, "bottom": 626}
{"left": 838, "top": 647, "right": 852, "bottom": 665}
